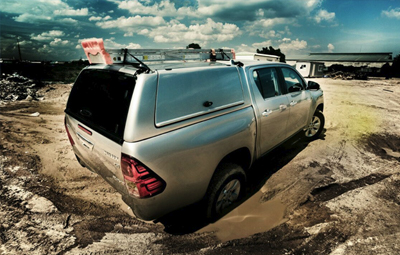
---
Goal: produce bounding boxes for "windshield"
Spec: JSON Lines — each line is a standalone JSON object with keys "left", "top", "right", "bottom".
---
{"left": 65, "top": 69, "right": 135, "bottom": 143}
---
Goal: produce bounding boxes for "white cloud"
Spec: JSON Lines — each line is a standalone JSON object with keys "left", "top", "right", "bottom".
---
{"left": 278, "top": 38, "right": 308, "bottom": 53}
{"left": 14, "top": 13, "right": 52, "bottom": 23}
{"left": 89, "top": 15, "right": 112, "bottom": 21}
{"left": 327, "top": 43, "right": 335, "bottom": 52}
{"left": 109, "top": 0, "right": 323, "bottom": 21}
{"left": 96, "top": 15, "right": 241, "bottom": 44}
{"left": 314, "top": 9, "right": 335, "bottom": 23}
{"left": 111, "top": 0, "right": 195, "bottom": 18}
{"left": 31, "top": 30, "right": 65, "bottom": 41}
{"left": 95, "top": 16, "right": 166, "bottom": 31}
{"left": 252, "top": 40, "right": 273, "bottom": 50}
{"left": 138, "top": 18, "right": 241, "bottom": 44}
{"left": 89, "top": 16, "right": 103, "bottom": 21}
{"left": 259, "top": 30, "right": 278, "bottom": 39}
{"left": 18, "top": 40, "right": 32, "bottom": 46}
{"left": 124, "top": 32, "right": 134, "bottom": 37}
{"left": 236, "top": 44, "right": 254, "bottom": 52}
{"left": 104, "top": 38, "right": 141, "bottom": 49}
{"left": 245, "top": 18, "right": 295, "bottom": 37}
{"left": 60, "top": 18, "right": 78, "bottom": 24}
{"left": 38, "top": 44, "right": 53, "bottom": 54}
{"left": 382, "top": 8, "right": 400, "bottom": 19}
{"left": 54, "top": 8, "right": 88, "bottom": 16}
{"left": 1, "top": 0, "right": 88, "bottom": 24}
{"left": 50, "top": 38, "right": 70, "bottom": 46}
{"left": 306, "top": 0, "right": 322, "bottom": 8}
{"left": 0, "top": 0, "right": 67, "bottom": 14}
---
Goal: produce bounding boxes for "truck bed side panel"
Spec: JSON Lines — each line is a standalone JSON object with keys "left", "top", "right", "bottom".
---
{"left": 122, "top": 107, "right": 256, "bottom": 220}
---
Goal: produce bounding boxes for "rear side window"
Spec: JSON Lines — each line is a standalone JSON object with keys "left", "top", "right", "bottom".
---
{"left": 66, "top": 69, "right": 135, "bottom": 143}
{"left": 252, "top": 68, "right": 281, "bottom": 99}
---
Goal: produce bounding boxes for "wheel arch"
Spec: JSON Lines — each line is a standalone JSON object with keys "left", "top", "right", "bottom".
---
{"left": 218, "top": 147, "right": 252, "bottom": 172}
{"left": 316, "top": 103, "right": 324, "bottom": 112}
{"left": 203, "top": 147, "right": 251, "bottom": 207}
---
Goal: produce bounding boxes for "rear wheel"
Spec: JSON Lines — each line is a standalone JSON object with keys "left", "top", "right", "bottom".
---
{"left": 304, "top": 110, "right": 325, "bottom": 140}
{"left": 205, "top": 163, "right": 246, "bottom": 220}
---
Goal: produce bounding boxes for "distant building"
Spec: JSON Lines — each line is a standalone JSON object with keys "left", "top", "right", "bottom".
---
{"left": 295, "top": 62, "right": 326, "bottom": 78}
{"left": 287, "top": 52, "right": 393, "bottom": 75}
{"left": 236, "top": 52, "right": 280, "bottom": 62}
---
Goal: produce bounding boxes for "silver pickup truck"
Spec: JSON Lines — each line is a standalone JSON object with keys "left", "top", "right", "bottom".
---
{"left": 64, "top": 44, "right": 324, "bottom": 221}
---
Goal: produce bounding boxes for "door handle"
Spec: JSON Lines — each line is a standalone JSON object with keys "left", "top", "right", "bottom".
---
{"left": 290, "top": 101, "right": 297, "bottom": 106}
{"left": 279, "top": 104, "right": 287, "bottom": 110}
{"left": 262, "top": 109, "right": 272, "bottom": 117}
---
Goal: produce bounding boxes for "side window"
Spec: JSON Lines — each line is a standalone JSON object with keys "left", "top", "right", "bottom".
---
{"left": 281, "top": 67, "right": 305, "bottom": 93}
{"left": 252, "top": 68, "right": 281, "bottom": 99}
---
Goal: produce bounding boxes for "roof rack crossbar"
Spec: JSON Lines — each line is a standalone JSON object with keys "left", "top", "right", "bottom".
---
{"left": 107, "top": 48, "right": 235, "bottom": 64}
{"left": 81, "top": 38, "right": 235, "bottom": 66}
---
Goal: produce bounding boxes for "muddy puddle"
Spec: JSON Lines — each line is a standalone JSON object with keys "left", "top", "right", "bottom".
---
{"left": 198, "top": 191, "right": 287, "bottom": 242}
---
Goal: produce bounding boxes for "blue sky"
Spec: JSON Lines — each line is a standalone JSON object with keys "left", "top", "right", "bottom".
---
{"left": 1, "top": 0, "right": 399, "bottom": 61}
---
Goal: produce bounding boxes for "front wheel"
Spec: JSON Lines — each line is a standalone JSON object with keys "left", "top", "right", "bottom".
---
{"left": 304, "top": 110, "right": 325, "bottom": 140}
{"left": 205, "top": 163, "right": 246, "bottom": 220}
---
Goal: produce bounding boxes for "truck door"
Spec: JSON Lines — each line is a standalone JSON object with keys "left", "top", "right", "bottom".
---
{"left": 251, "top": 67, "right": 290, "bottom": 155}
{"left": 278, "top": 67, "right": 312, "bottom": 137}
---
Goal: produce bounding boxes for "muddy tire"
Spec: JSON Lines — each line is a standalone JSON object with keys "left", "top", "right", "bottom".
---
{"left": 205, "top": 163, "right": 246, "bottom": 220}
{"left": 304, "top": 110, "right": 325, "bottom": 140}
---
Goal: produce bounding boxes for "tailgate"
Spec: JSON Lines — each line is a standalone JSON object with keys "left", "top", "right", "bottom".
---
{"left": 64, "top": 68, "right": 136, "bottom": 185}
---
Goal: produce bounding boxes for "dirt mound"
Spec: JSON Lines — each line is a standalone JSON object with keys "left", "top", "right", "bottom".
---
{"left": 362, "top": 133, "right": 400, "bottom": 161}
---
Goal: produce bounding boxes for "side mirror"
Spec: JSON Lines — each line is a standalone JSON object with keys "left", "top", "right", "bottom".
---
{"left": 288, "top": 84, "right": 302, "bottom": 93}
{"left": 307, "top": 81, "right": 320, "bottom": 90}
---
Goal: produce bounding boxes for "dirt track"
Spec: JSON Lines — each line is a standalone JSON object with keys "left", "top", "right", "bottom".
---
{"left": 1, "top": 77, "right": 400, "bottom": 254}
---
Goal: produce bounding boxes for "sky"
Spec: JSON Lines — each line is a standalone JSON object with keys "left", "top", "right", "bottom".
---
{"left": 0, "top": 0, "right": 399, "bottom": 61}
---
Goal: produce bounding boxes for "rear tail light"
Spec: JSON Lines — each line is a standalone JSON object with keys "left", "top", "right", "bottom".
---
{"left": 64, "top": 117, "right": 75, "bottom": 146}
{"left": 121, "top": 154, "right": 165, "bottom": 198}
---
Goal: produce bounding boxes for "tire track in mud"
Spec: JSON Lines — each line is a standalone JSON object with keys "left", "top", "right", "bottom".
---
{"left": 204, "top": 133, "right": 400, "bottom": 255}
{"left": 205, "top": 131, "right": 400, "bottom": 254}
{"left": 310, "top": 173, "right": 390, "bottom": 202}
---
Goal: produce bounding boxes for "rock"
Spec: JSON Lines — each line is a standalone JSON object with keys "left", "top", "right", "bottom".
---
{"left": 26, "top": 194, "right": 58, "bottom": 213}
{"left": 29, "top": 112, "right": 40, "bottom": 117}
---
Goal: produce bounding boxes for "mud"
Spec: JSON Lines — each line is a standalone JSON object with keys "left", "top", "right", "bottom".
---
{"left": 1, "top": 77, "right": 400, "bottom": 254}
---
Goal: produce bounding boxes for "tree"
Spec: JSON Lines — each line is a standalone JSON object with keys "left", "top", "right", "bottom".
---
{"left": 257, "top": 46, "right": 286, "bottom": 63}
{"left": 186, "top": 43, "right": 201, "bottom": 49}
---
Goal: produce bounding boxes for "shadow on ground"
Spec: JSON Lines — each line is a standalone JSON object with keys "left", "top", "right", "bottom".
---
{"left": 158, "top": 131, "right": 326, "bottom": 235}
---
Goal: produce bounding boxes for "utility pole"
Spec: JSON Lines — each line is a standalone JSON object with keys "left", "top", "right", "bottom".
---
{"left": 17, "top": 38, "right": 22, "bottom": 61}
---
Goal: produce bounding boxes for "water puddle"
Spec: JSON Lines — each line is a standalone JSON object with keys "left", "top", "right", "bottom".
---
{"left": 198, "top": 192, "right": 288, "bottom": 242}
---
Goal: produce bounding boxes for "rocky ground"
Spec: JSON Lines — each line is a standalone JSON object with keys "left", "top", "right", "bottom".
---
{"left": 0, "top": 75, "right": 399, "bottom": 254}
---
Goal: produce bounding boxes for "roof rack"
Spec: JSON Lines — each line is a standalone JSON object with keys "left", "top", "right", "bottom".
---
{"left": 81, "top": 38, "right": 235, "bottom": 66}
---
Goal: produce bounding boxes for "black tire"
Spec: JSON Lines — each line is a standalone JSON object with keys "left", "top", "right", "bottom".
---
{"left": 304, "top": 110, "right": 325, "bottom": 140}
{"left": 205, "top": 163, "right": 246, "bottom": 220}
